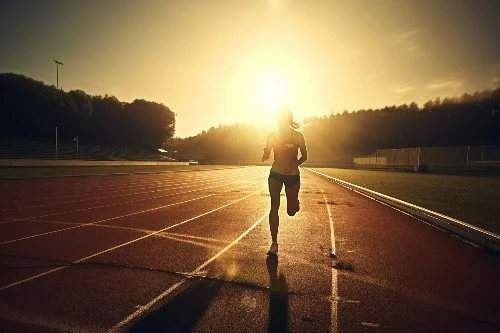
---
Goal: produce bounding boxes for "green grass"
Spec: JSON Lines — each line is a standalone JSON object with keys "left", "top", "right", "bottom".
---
{"left": 311, "top": 168, "right": 500, "bottom": 235}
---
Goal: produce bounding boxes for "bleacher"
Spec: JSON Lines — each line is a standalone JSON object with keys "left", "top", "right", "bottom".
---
{"left": 0, "top": 138, "right": 171, "bottom": 161}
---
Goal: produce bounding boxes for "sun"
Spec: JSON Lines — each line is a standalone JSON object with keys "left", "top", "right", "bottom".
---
{"left": 252, "top": 72, "right": 291, "bottom": 120}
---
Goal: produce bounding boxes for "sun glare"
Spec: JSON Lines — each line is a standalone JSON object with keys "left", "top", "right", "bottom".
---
{"left": 252, "top": 73, "right": 291, "bottom": 121}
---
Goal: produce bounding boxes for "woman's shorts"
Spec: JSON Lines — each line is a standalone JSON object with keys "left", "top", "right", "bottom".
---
{"left": 268, "top": 170, "right": 300, "bottom": 187}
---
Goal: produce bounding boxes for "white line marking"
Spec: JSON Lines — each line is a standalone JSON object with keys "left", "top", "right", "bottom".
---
{"left": 5, "top": 219, "right": 226, "bottom": 246}
{"left": 0, "top": 179, "right": 261, "bottom": 244}
{"left": 158, "top": 235, "right": 222, "bottom": 250}
{"left": 0, "top": 175, "right": 257, "bottom": 225}
{"left": 323, "top": 192, "right": 336, "bottom": 258}
{"left": 331, "top": 267, "right": 338, "bottom": 333}
{"left": 1, "top": 176, "right": 189, "bottom": 202}
{"left": 322, "top": 189, "right": 339, "bottom": 333}
{"left": 2, "top": 169, "right": 238, "bottom": 205}
{"left": 0, "top": 187, "right": 265, "bottom": 292}
{"left": 111, "top": 211, "right": 269, "bottom": 331}
{"left": 344, "top": 300, "right": 361, "bottom": 304}
{"left": 159, "top": 232, "right": 225, "bottom": 244}
{"left": 0, "top": 177, "right": 219, "bottom": 212}
{"left": 362, "top": 322, "right": 380, "bottom": 328}
{"left": 307, "top": 168, "right": 500, "bottom": 250}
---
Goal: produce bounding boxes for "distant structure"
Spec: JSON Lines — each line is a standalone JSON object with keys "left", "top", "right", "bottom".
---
{"left": 353, "top": 145, "right": 500, "bottom": 172}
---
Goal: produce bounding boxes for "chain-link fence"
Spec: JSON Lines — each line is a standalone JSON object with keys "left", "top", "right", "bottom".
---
{"left": 354, "top": 145, "right": 500, "bottom": 172}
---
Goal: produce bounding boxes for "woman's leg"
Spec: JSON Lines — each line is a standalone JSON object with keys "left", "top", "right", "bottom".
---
{"left": 285, "top": 182, "right": 300, "bottom": 216}
{"left": 268, "top": 178, "right": 283, "bottom": 243}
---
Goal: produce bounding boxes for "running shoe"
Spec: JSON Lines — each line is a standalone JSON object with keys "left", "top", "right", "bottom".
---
{"left": 267, "top": 242, "right": 278, "bottom": 255}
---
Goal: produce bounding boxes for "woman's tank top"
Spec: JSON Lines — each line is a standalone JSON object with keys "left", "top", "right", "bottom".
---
{"left": 271, "top": 131, "right": 299, "bottom": 175}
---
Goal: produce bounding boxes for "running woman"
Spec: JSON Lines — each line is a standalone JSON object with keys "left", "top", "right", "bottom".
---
{"left": 261, "top": 108, "right": 308, "bottom": 255}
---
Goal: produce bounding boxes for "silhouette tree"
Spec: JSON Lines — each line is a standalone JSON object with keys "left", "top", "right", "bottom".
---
{"left": 1, "top": 73, "right": 499, "bottom": 163}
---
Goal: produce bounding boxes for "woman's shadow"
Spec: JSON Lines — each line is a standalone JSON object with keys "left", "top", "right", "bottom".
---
{"left": 266, "top": 255, "right": 289, "bottom": 333}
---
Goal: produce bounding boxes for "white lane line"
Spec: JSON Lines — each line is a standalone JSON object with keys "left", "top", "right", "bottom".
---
{"left": 0, "top": 167, "right": 255, "bottom": 200}
{"left": 1, "top": 219, "right": 226, "bottom": 246}
{"left": 0, "top": 175, "right": 257, "bottom": 227}
{"left": 111, "top": 211, "right": 269, "bottom": 331}
{"left": 308, "top": 168, "right": 500, "bottom": 253}
{"left": 323, "top": 192, "right": 336, "bottom": 258}
{"left": 1, "top": 177, "right": 188, "bottom": 202}
{"left": 158, "top": 235, "right": 223, "bottom": 250}
{"left": 2, "top": 169, "right": 236, "bottom": 201}
{"left": 1, "top": 171, "right": 231, "bottom": 204}
{"left": 322, "top": 190, "right": 338, "bottom": 333}
{"left": 0, "top": 187, "right": 265, "bottom": 292}
{"left": 332, "top": 267, "right": 338, "bottom": 333}
{"left": 0, "top": 178, "right": 262, "bottom": 245}
{"left": 0, "top": 175, "right": 204, "bottom": 206}
{"left": 0, "top": 171, "right": 243, "bottom": 213}
{"left": 0, "top": 177, "right": 219, "bottom": 213}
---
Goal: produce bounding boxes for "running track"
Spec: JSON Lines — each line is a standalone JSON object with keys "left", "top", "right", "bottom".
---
{"left": 0, "top": 166, "right": 499, "bottom": 332}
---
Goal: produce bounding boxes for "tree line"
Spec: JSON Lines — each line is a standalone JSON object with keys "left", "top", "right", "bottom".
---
{"left": 302, "top": 87, "right": 500, "bottom": 163}
{"left": 171, "top": 123, "right": 272, "bottom": 163}
{"left": 1, "top": 73, "right": 499, "bottom": 163}
{"left": 174, "top": 86, "right": 500, "bottom": 164}
{"left": 0, "top": 73, "right": 176, "bottom": 149}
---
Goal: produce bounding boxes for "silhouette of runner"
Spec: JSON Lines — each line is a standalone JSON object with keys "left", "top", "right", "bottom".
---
{"left": 262, "top": 108, "right": 308, "bottom": 255}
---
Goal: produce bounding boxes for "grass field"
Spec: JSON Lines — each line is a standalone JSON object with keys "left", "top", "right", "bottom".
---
{"left": 311, "top": 168, "right": 500, "bottom": 235}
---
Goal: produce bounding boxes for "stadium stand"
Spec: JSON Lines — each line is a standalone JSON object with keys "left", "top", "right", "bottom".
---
{"left": 0, "top": 138, "right": 171, "bottom": 161}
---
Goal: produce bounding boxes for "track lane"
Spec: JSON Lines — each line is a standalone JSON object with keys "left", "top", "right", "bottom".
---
{"left": 0, "top": 168, "right": 254, "bottom": 207}
{"left": 314, "top": 172, "right": 500, "bottom": 332}
{"left": 0, "top": 181, "right": 266, "bottom": 289}
{"left": 0, "top": 176, "right": 261, "bottom": 242}
{"left": 0, "top": 172, "right": 258, "bottom": 220}
{"left": 0, "top": 177, "right": 224, "bottom": 213}
{"left": 184, "top": 172, "right": 335, "bottom": 333}
{"left": 1, "top": 166, "right": 499, "bottom": 332}
{"left": 0, "top": 176, "right": 270, "bottom": 330}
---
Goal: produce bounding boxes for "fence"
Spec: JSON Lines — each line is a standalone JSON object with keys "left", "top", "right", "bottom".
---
{"left": 0, "top": 159, "right": 189, "bottom": 167}
{"left": 0, "top": 138, "right": 169, "bottom": 162}
{"left": 354, "top": 145, "right": 500, "bottom": 172}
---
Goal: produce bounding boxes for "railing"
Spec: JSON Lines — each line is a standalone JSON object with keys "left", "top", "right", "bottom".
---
{"left": 306, "top": 168, "right": 500, "bottom": 254}
{"left": 0, "top": 159, "right": 189, "bottom": 167}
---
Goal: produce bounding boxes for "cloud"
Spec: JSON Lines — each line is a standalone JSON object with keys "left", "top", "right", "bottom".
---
{"left": 391, "top": 29, "right": 423, "bottom": 56}
{"left": 424, "top": 79, "right": 463, "bottom": 91}
{"left": 488, "top": 64, "right": 500, "bottom": 88}
{"left": 393, "top": 85, "right": 416, "bottom": 95}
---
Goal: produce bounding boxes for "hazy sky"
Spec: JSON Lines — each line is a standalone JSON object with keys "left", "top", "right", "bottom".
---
{"left": 1, "top": 0, "right": 499, "bottom": 137}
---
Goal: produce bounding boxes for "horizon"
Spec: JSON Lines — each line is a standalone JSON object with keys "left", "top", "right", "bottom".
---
{"left": 1, "top": 0, "right": 499, "bottom": 137}
{"left": 3, "top": 71, "right": 500, "bottom": 140}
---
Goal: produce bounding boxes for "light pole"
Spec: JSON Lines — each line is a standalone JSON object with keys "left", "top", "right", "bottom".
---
{"left": 53, "top": 59, "right": 63, "bottom": 159}
{"left": 74, "top": 136, "right": 79, "bottom": 161}
{"left": 53, "top": 59, "right": 63, "bottom": 90}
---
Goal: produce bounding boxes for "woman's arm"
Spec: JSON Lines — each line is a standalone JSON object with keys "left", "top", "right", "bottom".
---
{"left": 293, "top": 132, "right": 308, "bottom": 168}
{"left": 261, "top": 133, "right": 273, "bottom": 162}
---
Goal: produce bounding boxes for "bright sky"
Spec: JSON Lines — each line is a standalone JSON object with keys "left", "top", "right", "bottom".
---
{"left": 1, "top": 0, "right": 499, "bottom": 138}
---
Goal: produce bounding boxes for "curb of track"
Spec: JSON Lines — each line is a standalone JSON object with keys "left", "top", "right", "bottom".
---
{"left": 306, "top": 168, "right": 500, "bottom": 254}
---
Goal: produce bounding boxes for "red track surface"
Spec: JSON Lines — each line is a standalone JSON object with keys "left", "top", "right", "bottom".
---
{"left": 0, "top": 166, "right": 499, "bottom": 332}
